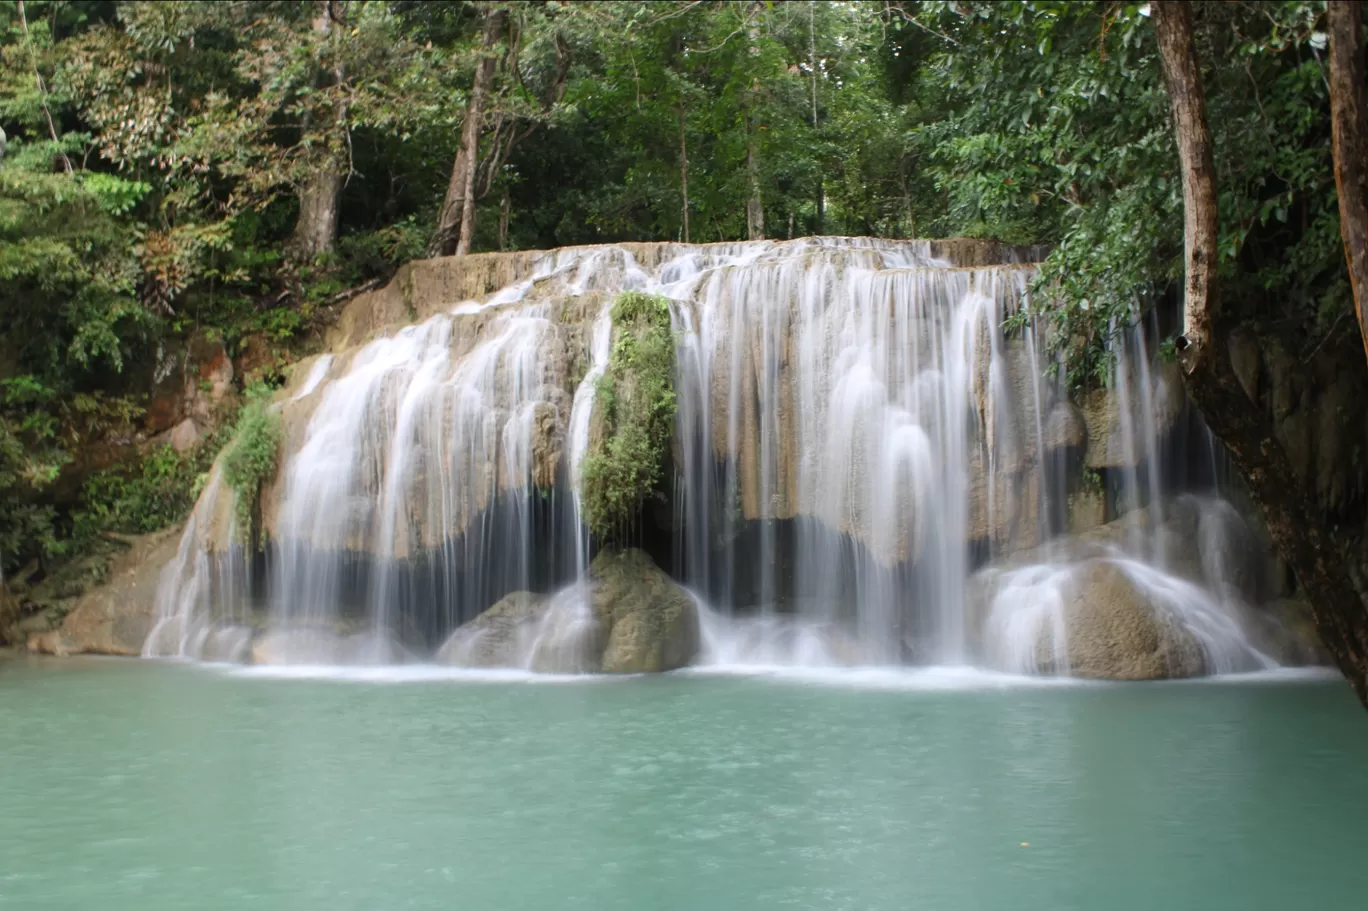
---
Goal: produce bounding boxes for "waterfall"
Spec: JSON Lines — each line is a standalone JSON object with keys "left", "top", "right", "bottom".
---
{"left": 143, "top": 237, "right": 1282, "bottom": 676}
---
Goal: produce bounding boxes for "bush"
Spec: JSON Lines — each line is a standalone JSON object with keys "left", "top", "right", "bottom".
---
{"left": 220, "top": 384, "right": 284, "bottom": 532}
{"left": 580, "top": 291, "right": 677, "bottom": 540}
{"left": 75, "top": 446, "right": 201, "bottom": 538}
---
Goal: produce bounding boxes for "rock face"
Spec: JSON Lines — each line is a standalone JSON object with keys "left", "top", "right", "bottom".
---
{"left": 1080, "top": 359, "right": 1185, "bottom": 469}
{"left": 435, "top": 591, "right": 557, "bottom": 668}
{"left": 26, "top": 525, "right": 185, "bottom": 656}
{"left": 590, "top": 549, "right": 700, "bottom": 673}
{"left": 145, "top": 330, "right": 237, "bottom": 452}
{"left": 1040, "top": 559, "right": 1207, "bottom": 680}
{"left": 436, "top": 549, "right": 700, "bottom": 674}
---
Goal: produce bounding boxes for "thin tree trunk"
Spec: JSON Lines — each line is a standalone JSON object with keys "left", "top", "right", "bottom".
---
{"left": 900, "top": 157, "right": 916, "bottom": 238}
{"left": 429, "top": 6, "right": 507, "bottom": 258}
{"left": 1329, "top": 0, "right": 1368, "bottom": 361}
{"left": 679, "top": 104, "right": 690, "bottom": 244}
{"left": 745, "top": 13, "right": 765, "bottom": 241}
{"left": 16, "top": 0, "right": 71, "bottom": 173}
{"left": 289, "top": 1, "right": 346, "bottom": 263}
{"left": 1154, "top": 0, "right": 1368, "bottom": 708}
{"left": 745, "top": 115, "right": 764, "bottom": 240}
{"left": 810, "top": 0, "right": 822, "bottom": 238}
{"left": 498, "top": 187, "right": 510, "bottom": 251}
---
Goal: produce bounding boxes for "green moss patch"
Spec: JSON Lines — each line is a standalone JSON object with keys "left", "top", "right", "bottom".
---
{"left": 220, "top": 385, "right": 283, "bottom": 534}
{"left": 580, "top": 292, "right": 677, "bottom": 541}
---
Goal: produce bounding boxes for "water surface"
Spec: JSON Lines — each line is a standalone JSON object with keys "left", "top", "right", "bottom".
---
{"left": 2, "top": 658, "right": 1364, "bottom": 910}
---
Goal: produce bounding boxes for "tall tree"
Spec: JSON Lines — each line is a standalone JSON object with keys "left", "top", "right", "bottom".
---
{"left": 1154, "top": 0, "right": 1368, "bottom": 709}
{"left": 428, "top": 3, "right": 506, "bottom": 258}
{"left": 289, "top": 0, "right": 350, "bottom": 264}
{"left": 1328, "top": 0, "right": 1368, "bottom": 360}
{"left": 743, "top": 6, "right": 765, "bottom": 240}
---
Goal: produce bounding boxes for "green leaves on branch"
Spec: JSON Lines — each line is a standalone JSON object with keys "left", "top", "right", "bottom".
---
{"left": 580, "top": 291, "right": 677, "bottom": 541}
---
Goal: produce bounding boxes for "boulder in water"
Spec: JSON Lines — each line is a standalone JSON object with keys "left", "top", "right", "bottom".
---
{"left": 975, "top": 557, "right": 1224, "bottom": 680}
{"left": 436, "top": 591, "right": 553, "bottom": 668}
{"left": 590, "top": 548, "right": 700, "bottom": 673}
{"left": 1044, "top": 559, "right": 1208, "bottom": 680}
{"left": 437, "top": 551, "right": 699, "bottom": 674}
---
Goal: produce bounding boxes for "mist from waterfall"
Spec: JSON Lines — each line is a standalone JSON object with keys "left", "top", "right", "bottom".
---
{"left": 144, "top": 237, "right": 1279, "bottom": 677}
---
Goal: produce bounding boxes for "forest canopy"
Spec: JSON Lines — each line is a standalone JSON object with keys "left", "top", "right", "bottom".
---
{"left": 0, "top": 0, "right": 1356, "bottom": 577}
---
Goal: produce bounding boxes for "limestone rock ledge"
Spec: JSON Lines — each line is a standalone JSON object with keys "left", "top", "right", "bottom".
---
{"left": 25, "top": 525, "right": 184, "bottom": 657}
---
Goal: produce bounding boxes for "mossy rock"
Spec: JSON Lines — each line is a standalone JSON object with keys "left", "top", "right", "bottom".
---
{"left": 589, "top": 548, "right": 699, "bottom": 673}
{"left": 580, "top": 292, "right": 676, "bottom": 541}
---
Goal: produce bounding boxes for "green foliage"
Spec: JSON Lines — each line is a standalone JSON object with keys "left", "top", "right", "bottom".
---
{"left": 219, "top": 383, "right": 283, "bottom": 533}
{"left": 580, "top": 291, "right": 677, "bottom": 540}
{"left": 74, "top": 445, "right": 203, "bottom": 540}
{"left": 0, "top": 0, "right": 1360, "bottom": 568}
{"left": 907, "top": 0, "right": 1345, "bottom": 387}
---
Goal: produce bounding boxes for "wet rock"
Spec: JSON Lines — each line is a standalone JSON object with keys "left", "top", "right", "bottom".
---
{"left": 590, "top": 548, "right": 700, "bottom": 673}
{"left": 25, "top": 525, "right": 184, "bottom": 656}
{"left": 1044, "top": 401, "right": 1087, "bottom": 452}
{"left": 1080, "top": 359, "right": 1185, "bottom": 469}
{"left": 435, "top": 591, "right": 552, "bottom": 668}
{"left": 200, "top": 625, "right": 256, "bottom": 663}
{"left": 1254, "top": 597, "right": 1328, "bottom": 666}
{"left": 1067, "top": 490, "right": 1106, "bottom": 534}
{"left": 1046, "top": 559, "right": 1208, "bottom": 680}
{"left": 436, "top": 551, "right": 697, "bottom": 674}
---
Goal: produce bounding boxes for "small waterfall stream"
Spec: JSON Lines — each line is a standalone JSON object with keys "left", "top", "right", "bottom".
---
{"left": 145, "top": 237, "right": 1283, "bottom": 677}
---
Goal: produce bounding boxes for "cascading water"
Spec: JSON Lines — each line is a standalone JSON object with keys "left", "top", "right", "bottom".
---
{"left": 145, "top": 237, "right": 1289, "bottom": 677}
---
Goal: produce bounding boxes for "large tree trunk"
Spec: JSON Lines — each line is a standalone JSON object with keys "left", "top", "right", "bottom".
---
{"left": 289, "top": 1, "right": 346, "bottom": 264}
{"left": 1154, "top": 0, "right": 1368, "bottom": 708}
{"left": 428, "top": 5, "right": 507, "bottom": 258}
{"left": 292, "top": 171, "right": 342, "bottom": 262}
{"left": 1329, "top": 0, "right": 1368, "bottom": 361}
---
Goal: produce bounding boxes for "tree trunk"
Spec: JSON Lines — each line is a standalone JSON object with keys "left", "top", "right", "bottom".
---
{"left": 289, "top": 1, "right": 346, "bottom": 264}
{"left": 498, "top": 187, "right": 510, "bottom": 251}
{"left": 428, "top": 5, "right": 507, "bottom": 258}
{"left": 816, "top": 177, "right": 825, "bottom": 236}
{"left": 679, "top": 104, "right": 690, "bottom": 244}
{"left": 745, "top": 117, "right": 764, "bottom": 241}
{"left": 1154, "top": 0, "right": 1368, "bottom": 708}
{"left": 1329, "top": 0, "right": 1368, "bottom": 361}
{"left": 744, "top": 14, "right": 765, "bottom": 242}
{"left": 292, "top": 170, "right": 342, "bottom": 263}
